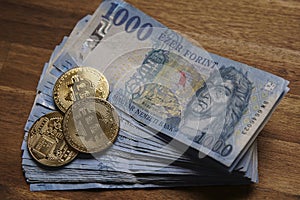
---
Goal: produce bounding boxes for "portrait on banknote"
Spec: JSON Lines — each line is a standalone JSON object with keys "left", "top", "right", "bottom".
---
{"left": 180, "top": 66, "right": 252, "bottom": 143}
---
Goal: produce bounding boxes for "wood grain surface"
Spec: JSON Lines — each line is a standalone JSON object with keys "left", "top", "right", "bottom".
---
{"left": 0, "top": 0, "right": 299, "bottom": 199}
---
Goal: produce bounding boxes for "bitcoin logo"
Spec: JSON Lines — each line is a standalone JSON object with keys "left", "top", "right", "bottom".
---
{"left": 53, "top": 67, "right": 109, "bottom": 113}
{"left": 63, "top": 98, "right": 119, "bottom": 153}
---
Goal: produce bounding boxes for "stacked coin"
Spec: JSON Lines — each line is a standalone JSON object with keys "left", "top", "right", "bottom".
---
{"left": 27, "top": 67, "right": 120, "bottom": 167}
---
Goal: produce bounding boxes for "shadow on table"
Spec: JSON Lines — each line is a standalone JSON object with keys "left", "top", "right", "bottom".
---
{"left": 172, "top": 185, "right": 255, "bottom": 199}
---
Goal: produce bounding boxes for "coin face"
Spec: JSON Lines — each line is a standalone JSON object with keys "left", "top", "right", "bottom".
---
{"left": 63, "top": 98, "right": 120, "bottom": 153}
{"left": 53, "top": 67, "right": 109, "bottom": 113}
{"left": 27, "top": 112, "right": 78, "bottom": 167}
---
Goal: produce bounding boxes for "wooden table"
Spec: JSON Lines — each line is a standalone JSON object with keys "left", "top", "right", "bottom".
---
{"left": 0, "top": 0, "right": 299, "bottom": 199}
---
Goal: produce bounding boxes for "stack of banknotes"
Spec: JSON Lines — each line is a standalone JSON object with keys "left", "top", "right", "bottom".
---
{"left": 22, "top": 0, "right": 289, "bottom": 191}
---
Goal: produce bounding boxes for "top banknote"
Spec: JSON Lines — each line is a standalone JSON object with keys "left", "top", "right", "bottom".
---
{"left": 47, "top": 0, "right": 289, "bottom": 168}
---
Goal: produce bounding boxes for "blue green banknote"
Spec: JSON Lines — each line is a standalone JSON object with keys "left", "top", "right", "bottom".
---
{"left": 64, "top": 0, "right": 289, "bottom": 168}
{"left": 21, "top": 2, "right": 268, "bottom": 189}
{"left": 37, "top": 0, "right": 290, "bottom": 168}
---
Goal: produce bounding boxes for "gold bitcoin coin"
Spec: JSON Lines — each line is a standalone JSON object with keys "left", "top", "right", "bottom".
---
{"left": 53, "top": 67, "right": 109, "bottom": 113}
{"left": 27, "top": 112, "right": 78, "bottom": 167}
{"left": 63, "top": 98, "right": 119, "bottom": 153}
